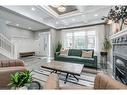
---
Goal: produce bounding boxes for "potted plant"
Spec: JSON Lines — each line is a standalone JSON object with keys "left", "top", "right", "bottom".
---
{"left": 9, "top": 71, "right": 32, "bottom": 90}
{"left": 55, "top": 41, "right": 62, "bottom": 52}
{"left": 101, "top": 36, "right": 112, "bottom": 56}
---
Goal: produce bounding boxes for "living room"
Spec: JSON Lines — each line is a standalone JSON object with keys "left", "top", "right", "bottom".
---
{"left": 0, "top": 0, "right": 127, "bottom": 93}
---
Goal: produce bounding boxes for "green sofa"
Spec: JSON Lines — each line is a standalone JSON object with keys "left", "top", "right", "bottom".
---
{"left": 54, "top": 49, "right": 97, "bottom": 69}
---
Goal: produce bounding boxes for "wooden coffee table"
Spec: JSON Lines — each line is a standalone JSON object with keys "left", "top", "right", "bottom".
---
{"left": 41, "top": 61, "right": 84, "bottom": 83}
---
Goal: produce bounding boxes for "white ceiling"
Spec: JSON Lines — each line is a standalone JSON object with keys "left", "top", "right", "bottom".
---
{"left": 0, "top": 5, "right": 112, "bottom": 30}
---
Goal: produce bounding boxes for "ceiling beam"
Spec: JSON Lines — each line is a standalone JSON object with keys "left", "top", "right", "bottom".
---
{"left": 57, "top": 22, "right": 106, "bottom": 30}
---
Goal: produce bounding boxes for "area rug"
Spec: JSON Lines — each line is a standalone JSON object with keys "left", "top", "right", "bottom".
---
{"left": 31, "top": 67, "right": 96, "bottom": 89}
{"left": 21, "top": 56, "right": 97, "bottom": 89}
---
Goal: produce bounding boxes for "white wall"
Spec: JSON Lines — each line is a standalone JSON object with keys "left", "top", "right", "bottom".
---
{"left": 7, "top": 26, "right": 36, "bottom": 58}
{"left": 0, "top": 19, "right": 10, "bottom": 39}
{"left": 50, "top": 29, "right": 57, "bottom": 58}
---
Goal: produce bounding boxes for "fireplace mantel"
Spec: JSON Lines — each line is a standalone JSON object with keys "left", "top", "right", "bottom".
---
{"left": 110, "top": 28, "right": 127, "bottom": 39}
{"left": 111, "top": 27, "right": 127, "bottom": 84}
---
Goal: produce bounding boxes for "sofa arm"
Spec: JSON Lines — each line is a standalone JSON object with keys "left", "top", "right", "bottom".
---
{"left": 0, "top": 67, "right": 26, "bottom": 89}
{"left": 93, "top": 56, "right": 97, "bottom": 68}
{"left": 94, "top": 73, "right": 127, "bottom": 89}
{"left": 55, "top": 52, "right": 60, "bottom": 56}
{"left": 44, "top": 74, "right": 59, "bottom": 89}
{"left": 0, "top": 59, "right": 24, "bottom": 67}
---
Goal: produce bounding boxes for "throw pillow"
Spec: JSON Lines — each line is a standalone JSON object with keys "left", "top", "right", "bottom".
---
{"left": 60, "top": 49, "right": 68, "bottom": 56}
{"left": 82, "top": 50, "right": 93, "bottom": 58}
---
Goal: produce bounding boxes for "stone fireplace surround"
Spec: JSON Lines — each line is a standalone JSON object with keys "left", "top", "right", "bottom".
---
{"left": 111, "top": 28, "right": 127, "bottom": 85}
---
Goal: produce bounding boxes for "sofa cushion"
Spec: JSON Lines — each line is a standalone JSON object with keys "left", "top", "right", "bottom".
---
{"left": 82, "top": 50, "right": 93, "bottom": 58}
{"left": 68, "top": 49, "right": 82, "bottom": 57}
{"left": 0, "top": 60, "right": 24, "bottom": 67}
{"left": 82, "top": 49, "right": 94, "bottom": 58}
{"left": 60, "top": 49, "right": 68, "bottom": 56}
{"left": 58, "top": 55, "right": 94, "bottom": 63}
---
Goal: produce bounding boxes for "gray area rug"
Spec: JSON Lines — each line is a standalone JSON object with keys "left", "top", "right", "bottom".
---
{"left": 21, "top": 56, "right": 98, "bottom": 89}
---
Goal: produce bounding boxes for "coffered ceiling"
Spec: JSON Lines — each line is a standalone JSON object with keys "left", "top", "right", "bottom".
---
{"left": 0, "top": 5, "right": 112, "bottom": 31}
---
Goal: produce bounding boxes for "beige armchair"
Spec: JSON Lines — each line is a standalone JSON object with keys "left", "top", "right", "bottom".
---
{"left": 94, "top": 73, "right": 127, "bottom": 89}
{"left": 0, "top": 59, "right": 26, "bottom": 89}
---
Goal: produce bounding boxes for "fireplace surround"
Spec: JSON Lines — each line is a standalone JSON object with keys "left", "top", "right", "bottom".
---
{"left": 112, "top": 31, "right": 127, "bottom": 85}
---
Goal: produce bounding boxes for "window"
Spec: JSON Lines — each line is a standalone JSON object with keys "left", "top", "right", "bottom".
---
{"left": 63, "top": 30, "right": 96, "bottom": 50}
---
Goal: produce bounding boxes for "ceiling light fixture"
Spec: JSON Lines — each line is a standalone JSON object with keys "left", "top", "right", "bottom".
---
{"left": 31, "top": 7, "right": 36, "bottom": 11}
{"left": 57, "top": 6, "right": 66, "bottom": 12}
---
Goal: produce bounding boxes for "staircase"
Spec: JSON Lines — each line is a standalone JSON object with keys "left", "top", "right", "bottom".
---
{"left": 0, "top": 33, "right": 15, "bottom": 59}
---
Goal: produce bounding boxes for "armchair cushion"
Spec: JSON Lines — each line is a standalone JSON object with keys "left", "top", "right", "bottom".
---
{"left": 0, "top": 59, "right": 24, "bottom": 67}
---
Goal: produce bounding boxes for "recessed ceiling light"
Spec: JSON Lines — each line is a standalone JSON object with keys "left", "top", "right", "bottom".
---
{"left": 81, "top": 15, "right": 85, "bottom": 17}
{"left": 94, "top": 14, "right": 98, "bottom": 17}
{"left": 62, "top": 20, "right": 65, "bottom": 23}
{"left": 72, "top": 18, "right": 76, "bottom": 21}
{"left": 65, "top": 23, "right": 69, "bottom": 25}
{"left": 16, "top": 24, "right": 19, "bottom": 26}
{"left": 55, "top": 22, "right": 59, "bottom": 24}
{"left": 28, "top": 27, "right": 31, "bottom": 29}
{"left": 6, "top": 21, "right": 11, "bottom": 24}
{"left": 31, "top": 7, "right": 36, "bottom": 11}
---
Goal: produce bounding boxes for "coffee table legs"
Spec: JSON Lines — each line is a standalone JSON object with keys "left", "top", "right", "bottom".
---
{"left": 64, "top": 73, "right": 69, "bottom": 84}
{"left": 72, "top": 74, "right": 79, "bottom": 82}
{"left": 64, "top": 73, "right": 79, "bottom": 84}
{"left": 50, "top": 70, "right": 79, "bottom": 84}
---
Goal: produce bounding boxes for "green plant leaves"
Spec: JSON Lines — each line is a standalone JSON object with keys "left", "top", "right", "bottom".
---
{"left": 9, "top": 71, "right": 32, "bottom": 88}
{"left": 55, "top": 41, "right": 62, "bottom": 52}
{"left": 103, "top": 36, "right": 112, "bottom": 52}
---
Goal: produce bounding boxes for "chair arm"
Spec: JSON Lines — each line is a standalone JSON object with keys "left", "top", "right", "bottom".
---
{"left": 55, "top": 52, "right": 60, "bottom": 56}
{"left": 44, "top": 74, "right": 59, "bottom": 89}
{"left": 94, "top": 73, "right": 127, "bottom": 89}
{"left": 0, "top": 67, "right": 26, "bottom": 89}
{"left": 93, "top": 56, "right": 97, "bottom": 68}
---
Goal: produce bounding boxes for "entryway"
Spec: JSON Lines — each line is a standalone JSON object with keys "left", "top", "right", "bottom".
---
{"left": 38, "top": 32, "right": 51, "bottom": 58}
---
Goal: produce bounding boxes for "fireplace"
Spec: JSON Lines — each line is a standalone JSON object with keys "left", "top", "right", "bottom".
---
{"left": 114, "top": 56, "right": 127, "bottom": 84}
{"left": 112, "top": 33, "right": 127, "bottom": 85}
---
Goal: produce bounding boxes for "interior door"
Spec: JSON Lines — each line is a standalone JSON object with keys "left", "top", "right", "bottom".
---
{"left": 39, "top": 33, "right": 50, "bottom": 57}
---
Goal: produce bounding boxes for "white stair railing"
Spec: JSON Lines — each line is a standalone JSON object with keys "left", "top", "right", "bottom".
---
{"left": 0, "top": 33, "right": 14, "bottom": 59}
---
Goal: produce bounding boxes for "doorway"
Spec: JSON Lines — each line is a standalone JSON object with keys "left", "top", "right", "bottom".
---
{"left": 38, "top": 32, "right": 50, "bottom": 57}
